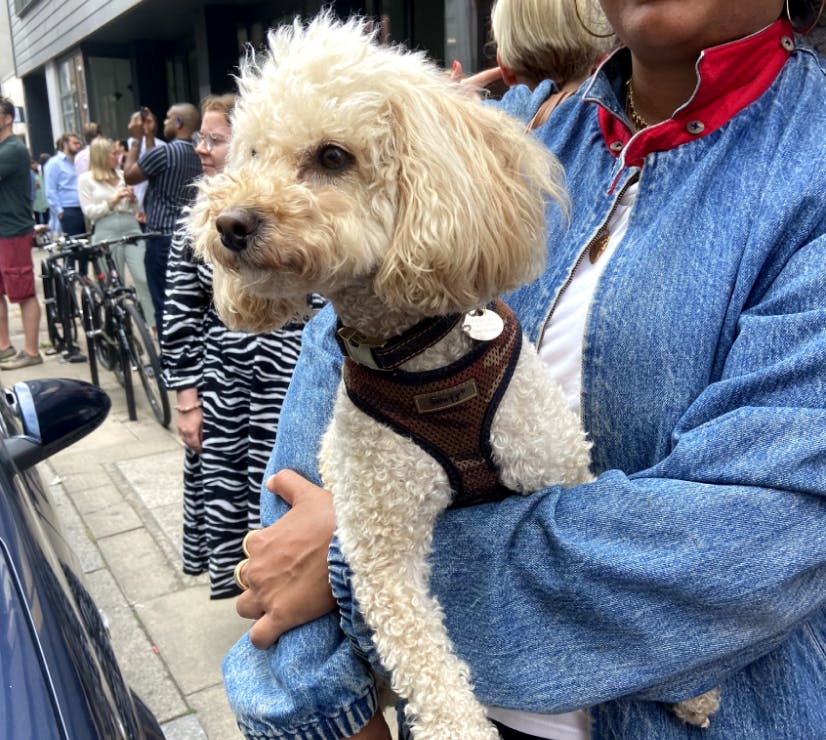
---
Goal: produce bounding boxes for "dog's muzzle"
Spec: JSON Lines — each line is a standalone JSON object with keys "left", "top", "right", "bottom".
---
{"left": 216, "top": 208, "right": 261, "bottom": 252}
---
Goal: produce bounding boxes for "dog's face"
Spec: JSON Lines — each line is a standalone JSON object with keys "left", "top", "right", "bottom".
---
{"left": 193, "top": 14, "right": 566, "bottom": 332}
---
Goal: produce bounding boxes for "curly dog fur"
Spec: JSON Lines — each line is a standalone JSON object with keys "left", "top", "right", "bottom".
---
{"left": 193, "top": 13, "right": 719, "bottom": 737}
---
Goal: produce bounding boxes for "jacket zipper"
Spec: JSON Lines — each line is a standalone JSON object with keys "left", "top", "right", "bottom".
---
{"left": 538, "top": 170, "right": 641, "bottom": 343}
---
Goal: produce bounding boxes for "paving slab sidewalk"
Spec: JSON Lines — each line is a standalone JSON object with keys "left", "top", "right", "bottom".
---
{"left": 3, "top": 249, "right": 247, "bottom": 739}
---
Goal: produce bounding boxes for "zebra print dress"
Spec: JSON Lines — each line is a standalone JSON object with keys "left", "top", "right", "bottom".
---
{"left": 161, "top": 224, "right": 319, "bottom": 598}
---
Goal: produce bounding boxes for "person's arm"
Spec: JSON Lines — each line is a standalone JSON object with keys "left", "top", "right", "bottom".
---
{"left": 0, "top": 141, "right": 27, "bottom": 180}
{"left": 161, "top": 225, "right": 211, "bottom": 453}
{"left": 123, "top": 114, "right": 153, "bottom": 185}
{"left": 43, "top": 158, "right": 62, "bottom": 219}
{"left": 161, "top": 226, "right": 209, "bottom": 386}
{"left": 123, "top": 141, "right": 146, "bottom": 185}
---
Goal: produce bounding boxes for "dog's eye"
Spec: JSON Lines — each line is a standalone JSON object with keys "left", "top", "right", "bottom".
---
{"left": 318, "top": 145, "right": 352, "bottom": 171}
{"left": 250, "top": 148, "right": 258, "bottom": 158}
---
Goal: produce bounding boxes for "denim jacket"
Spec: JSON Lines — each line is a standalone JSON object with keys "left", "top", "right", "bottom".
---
{"left": 223, "top": 21, "right": 826, "bottom": 739}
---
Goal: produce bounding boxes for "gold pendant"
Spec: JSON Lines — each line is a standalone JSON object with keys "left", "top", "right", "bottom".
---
{"left": 589, "top": 228, "right": 610, "bottom": 263}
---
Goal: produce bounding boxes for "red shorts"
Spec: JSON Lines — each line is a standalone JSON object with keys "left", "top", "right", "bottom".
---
{"left": 0, "top": 232, "right": 36, "bottom": 302}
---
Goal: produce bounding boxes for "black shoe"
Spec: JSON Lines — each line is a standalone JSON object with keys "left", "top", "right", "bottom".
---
{"left": 62, "top": 350, "right": 87, "bottom": 363}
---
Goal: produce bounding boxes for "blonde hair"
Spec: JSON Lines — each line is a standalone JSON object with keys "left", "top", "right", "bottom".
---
{"left": 200, "top": 93, "right": 237, "bottom": 123}
{"left": 89, "top": 137, "right": 117, "bottom": 182}
{"left": 491, "top": 0, "right": 613, "bottom": 88}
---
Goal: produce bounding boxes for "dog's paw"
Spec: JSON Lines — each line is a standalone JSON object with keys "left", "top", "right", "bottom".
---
{"left": 671, "top": 687, "right": 721, "bottom": 728}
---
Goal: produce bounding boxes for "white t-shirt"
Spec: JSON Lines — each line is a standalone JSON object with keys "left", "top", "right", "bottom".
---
{"left": 74, "top": 146, "right": 90, "bottom": 176}
{"left": 487, "top": 180, "right": 639, "bottom": 740}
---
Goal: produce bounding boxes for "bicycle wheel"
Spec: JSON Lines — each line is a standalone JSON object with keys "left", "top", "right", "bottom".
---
{"left": 123, "top": 301, "right": 170, "bottom": 427}
{"left": 80, "top": 286, "right": 100, "bottom": 386}
{"left": 56, "top": 269, "right": 81, "bottom": 355}
{"left": 87, "top": 284, "right": 117, "bottom": 372}
{"left": 41, "top": 259, "right": 66, "bottom": 351}
{"left": 115, "top": 321, "right": 136, "bottom": 421}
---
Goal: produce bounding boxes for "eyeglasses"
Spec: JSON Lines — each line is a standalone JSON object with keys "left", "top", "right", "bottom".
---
{"left": 193, "top": 131, "right": 229, "bottom": 152}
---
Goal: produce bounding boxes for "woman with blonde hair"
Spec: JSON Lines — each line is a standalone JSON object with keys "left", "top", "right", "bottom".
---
{"left": 78, "top": 136, "right": 153, "bottom": 326}
{"left": 455, "top": 0, "right": 613, "bottom": 129}
{"left": 490, "top": 0, "right": 614, "bottom": 129}
{"left": 491, "top": 0, "right": 612, "bottom": 90}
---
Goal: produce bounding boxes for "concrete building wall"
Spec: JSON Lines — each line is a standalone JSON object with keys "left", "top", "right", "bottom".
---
{"left": 7, "top": 0, "right": 142, "bottom": 77}
{"left": 1, "top": 0, "right": 29, "bottom": 142}
{"left": 1, "top": 0, "right": 14, "bottom": 83}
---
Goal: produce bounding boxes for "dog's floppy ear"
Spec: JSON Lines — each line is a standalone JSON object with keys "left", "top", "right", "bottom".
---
{"left": 374, "top": 82, "right": 566, "bottom": 315}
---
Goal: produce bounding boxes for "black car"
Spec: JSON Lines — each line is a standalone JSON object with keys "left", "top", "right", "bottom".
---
{"left": 0, "top": 378, "right": 163, "bottom": 739}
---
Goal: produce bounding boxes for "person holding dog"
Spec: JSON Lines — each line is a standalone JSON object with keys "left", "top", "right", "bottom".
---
{"left": 225, "top": 2, "right": 826, "bottom": 739}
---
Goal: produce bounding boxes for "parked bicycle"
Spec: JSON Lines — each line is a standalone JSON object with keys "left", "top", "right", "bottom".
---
{"left": 39, "top": 233, "right": 170, "bottom": 427}
{"left": 79, "top": 233, "right": 171, "bottom": 428}
{"left": 40, "top": 235, "right": 90, "bottom": 363}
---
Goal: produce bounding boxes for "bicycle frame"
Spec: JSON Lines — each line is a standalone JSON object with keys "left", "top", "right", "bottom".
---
{"left": 76, "top": 233, "right": 170, "bottom": 428}
{"left": 40, "top": 236, "right": 89, "bottom": 359}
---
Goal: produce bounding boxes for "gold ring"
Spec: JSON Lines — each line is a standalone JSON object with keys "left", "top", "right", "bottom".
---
{"left": 233, "top": 558, "right": 250, "bottom": 590}
{"left": 241, "top": 530, "right": 257, "bottom": 557}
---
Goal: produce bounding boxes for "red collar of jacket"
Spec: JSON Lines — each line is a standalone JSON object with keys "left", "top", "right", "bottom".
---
{"left": 591, "top": 19, "right": 794, "bottom": 173}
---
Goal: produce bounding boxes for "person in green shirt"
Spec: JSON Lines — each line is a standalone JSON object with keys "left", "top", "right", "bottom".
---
{"left": 0, "top": 96, "right": 42, "bottom": 369}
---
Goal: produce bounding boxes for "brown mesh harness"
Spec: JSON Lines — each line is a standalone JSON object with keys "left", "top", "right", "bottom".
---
{"left": 340, "top": 300, "right": 521, "bottom": 508}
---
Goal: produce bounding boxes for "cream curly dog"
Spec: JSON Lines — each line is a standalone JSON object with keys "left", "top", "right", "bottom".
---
{"left": 192, "top": 14, "right": 719, "bottom": 738}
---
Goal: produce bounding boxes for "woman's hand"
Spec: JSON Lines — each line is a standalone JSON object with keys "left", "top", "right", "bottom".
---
{"left": 111, "top": 186, "right": 132, "bottom": 209}
{"left": 176, "top": 407, "right": 203, "bottom": 452}
{"left": 236, "top": 469, "right": 337, "bottom": 649}
{"left": 175, "top": 388, "right": 203, "bottom": 453}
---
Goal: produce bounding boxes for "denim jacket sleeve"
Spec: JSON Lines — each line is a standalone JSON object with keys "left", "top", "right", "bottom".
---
{"left": 221, "top": 305, "right": 380, "bottom": 739}
{"left": 333, "top": 232, "right": 826, "bottom": 713}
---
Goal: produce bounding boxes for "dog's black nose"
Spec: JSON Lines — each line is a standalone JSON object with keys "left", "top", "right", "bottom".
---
{"left": 216, "top": 208, "right": 260, "bottom": 252}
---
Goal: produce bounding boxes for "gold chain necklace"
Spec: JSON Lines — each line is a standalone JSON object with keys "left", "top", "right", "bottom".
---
{"left": 625, "top": 79, "right": 652, "bottom": 131}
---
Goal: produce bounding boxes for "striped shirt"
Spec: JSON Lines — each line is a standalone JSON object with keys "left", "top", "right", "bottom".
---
{"left": 139, "top": 139, "right": 202, "bottom": 234}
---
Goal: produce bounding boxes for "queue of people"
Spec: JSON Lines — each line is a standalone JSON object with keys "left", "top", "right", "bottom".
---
{"left": 2, "top": 1, "right": 826, "bottom": 737}
{"left": 1, "top": 90, "right": 318, "bottom": 616}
